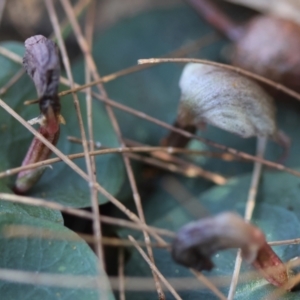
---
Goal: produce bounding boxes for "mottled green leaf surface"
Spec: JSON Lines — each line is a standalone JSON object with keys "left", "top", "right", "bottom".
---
{"left": 118, "top": 171, "right": 300, "bottom": 299}
{"left": 2, "top": 2, "right": 300, "bottom": 299}
{"left": 0, "top": 42, "right": 126, "bottom": 207}
{"left": 0, "top": 179, "right": 63, "bottom": 224}
{"left": 0, "top": 213, "right": 114, "bottom": 300}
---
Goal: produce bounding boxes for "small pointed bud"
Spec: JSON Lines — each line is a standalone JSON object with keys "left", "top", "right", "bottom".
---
{"left": 172, "top": 212, "right": 289, "bottom": 287}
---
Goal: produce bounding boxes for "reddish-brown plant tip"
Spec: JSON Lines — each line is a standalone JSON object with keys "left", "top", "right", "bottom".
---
{"left": 252, "top": 242, "right": 288, "bottom": 287}
{"left": 171, "top": 212, "right": 289, "bottom": 288}
{"left": 14, "top": 35, "right": 61, "bottom": 194}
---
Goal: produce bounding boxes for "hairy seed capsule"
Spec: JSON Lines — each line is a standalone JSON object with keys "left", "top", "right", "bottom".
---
{"left": 162, "top": 63, "right": 290, "bottom": 159}
{"left": 179, "top": 63, "right": 276, "bottom": 138}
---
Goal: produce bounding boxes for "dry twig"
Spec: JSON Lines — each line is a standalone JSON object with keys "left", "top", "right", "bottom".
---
{"left": 228, "top": 137, "right": 267, "bottom": 298}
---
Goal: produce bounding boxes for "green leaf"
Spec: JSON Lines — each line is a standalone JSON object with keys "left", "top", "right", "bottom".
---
{"left": 0, "top": 42, "right": 127, "bottom": 207}
{"left": 118, "top": 171, "right": 300, "bottom": 299}
{"left": 0, "top": 180, "right": 63, "bottom": 224}
{"left": 0, "top": 213, "right": 114, "bottom": 300}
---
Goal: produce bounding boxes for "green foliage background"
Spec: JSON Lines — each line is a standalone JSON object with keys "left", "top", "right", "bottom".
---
{"left": 1, "top": 3, "right": 300, "bottom": 299}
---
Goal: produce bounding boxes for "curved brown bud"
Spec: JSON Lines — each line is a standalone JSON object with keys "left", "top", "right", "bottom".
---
{"left": 172, "top": 212, "right": 288, "bottom": 287}
{"left": 172, "top": 212, "right": 265, "bottom": 269}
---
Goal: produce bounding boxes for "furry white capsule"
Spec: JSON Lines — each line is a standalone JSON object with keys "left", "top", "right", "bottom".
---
{"left": 162, "top": 63, "right": 290, "bottom": 160}
{"left": 178, "top": 63, "right": 276, "bottom": 138}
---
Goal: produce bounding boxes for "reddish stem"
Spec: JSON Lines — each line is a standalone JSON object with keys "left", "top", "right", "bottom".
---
{"left": 14, "top": 103, "right": 60, "bottom": 194}
{"left": 14, "top": 126, "right": 60, "bottom": 195}
{"left": 160, "top": 121, "right": 197, "bottom": 148}
{"left": 252, "top": 242, "right": 289, "bottom": 288}
{"left": 184, "top": 0, "right": 245, "bottom": 42}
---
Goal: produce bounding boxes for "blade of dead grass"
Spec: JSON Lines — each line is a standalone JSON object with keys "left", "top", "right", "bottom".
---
{"left": 84, "top": 0, "right": 97, "bottom": 213}
{"left": 228, "top": 137, "right": 267, "bottom": 299}
{"left": 128, "top": 152, "right": 224, "bottom": 181}
{"left": 83, "top": 0, "right": 106, "bottom": 269}
{"left": 0, "top": 68, "right": 25, "bottom": 96}
{"left": 118, "top": 248, "right": 126, "bottom": 300}
{"left": 0, "top": 265, "right": 293, "bottom": 292}
{"left": 0, "top": 46, "right": 22, "bottom": 63}
{"left": 4, "top": 225, "right": 169, "bottom": 249}
{"left": 0, "top": 192, "right": 174, "bottom": 238}
{"left": 0, "top": 146, "right": 226, "bottom": 179}
{"left": 0, "top": 269, "right": 250, "bottom": 290}
{"left": 49, "top": 0, "right": 92, "bottom": 41}
{"left": 67, "top": 136, "right": 227, "bottom": 184}
{"left": 124, "top": 138, "right": 236, "bottom": 161}
{"left": 138, "top": 58, "right": 300, "bottom": 102}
